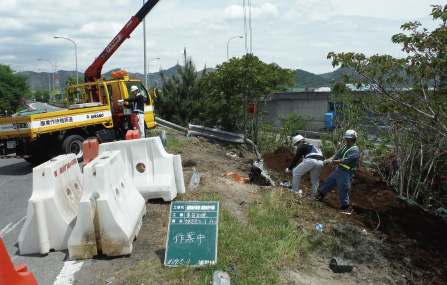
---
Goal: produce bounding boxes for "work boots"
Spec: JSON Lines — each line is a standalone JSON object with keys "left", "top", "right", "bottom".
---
{"left": 315, "top": 192, "right": 326, "bottom": 201}
{"left": 340, "top": 204, "right": 353, "bottom": 215}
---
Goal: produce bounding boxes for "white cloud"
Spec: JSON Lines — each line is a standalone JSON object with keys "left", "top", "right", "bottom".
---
{"left": 0, "top": 18, "right": 25, "bottom": 31}
{"left": 253, "top": 3, "right": 279, "bottom": 18}
{"left": 0, "top": 54, "right": 17, "bottom": 61}
{"left": 333, "top": 0, "right": 442, "bottom": 19}
{"left": 284, "top": 9, "right": 309, "bottom": 25}
{"left": 223, "top": 5, "right": 243, "bottom": 20}
{"left": 0, "top": 0, "right": 16, "bottom": 11}
{"left": 314, "top": 42, "right": 333, "bottom": 48}
{"left": 1, "top": 0, "right": 444, "bottom": 74}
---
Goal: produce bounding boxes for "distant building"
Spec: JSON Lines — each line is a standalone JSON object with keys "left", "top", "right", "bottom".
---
{"left": 314, "top": 87, "right": 331, "bottom": 92}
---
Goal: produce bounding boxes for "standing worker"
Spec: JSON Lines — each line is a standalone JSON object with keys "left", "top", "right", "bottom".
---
{"left": 124, "top": 86, "right": 146, "bottom": 138}
{"left": 285, "top": 135, "right": 324, "bottom": 199}
{"left": 316, "top": 130, "right": 360, "bottom": 213}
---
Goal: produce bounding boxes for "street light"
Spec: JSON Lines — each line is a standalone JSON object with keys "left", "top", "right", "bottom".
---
{"left": 54, "top": 36, "right": 78, "bottom": 85}
{"left": 38, "top": 59, "right": 54, "bottom": 92}
{"left": 38, "top": 69, "right": 51, "bottom": 99}
{"left": 147, "top": 57, "right": 160, "bottom": 88}
{"left": 227, "top": 35, "right": 243, "bottom": 61}
{"left": 143, "top": 0, "right": 147, "bottom": 87}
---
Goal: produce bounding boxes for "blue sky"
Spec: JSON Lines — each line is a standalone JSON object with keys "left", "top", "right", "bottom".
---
{"left": 0, "top": 0, "right": 444, "bottom": 75}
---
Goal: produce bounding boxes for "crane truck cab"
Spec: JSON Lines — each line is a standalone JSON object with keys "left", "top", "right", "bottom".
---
{"left": 67, "top": 70, "right": 156, "bottom": 133}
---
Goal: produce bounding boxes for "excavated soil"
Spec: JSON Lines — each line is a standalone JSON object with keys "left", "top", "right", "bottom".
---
{"left": 263, "top": 146, "right": 447, "bottom": 284}
{"left": 75, "top": 135, "right": 447, "bottom": 285}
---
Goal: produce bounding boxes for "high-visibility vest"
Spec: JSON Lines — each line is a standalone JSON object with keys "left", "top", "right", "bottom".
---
{"left": 339, "top": 145, "right": 358, "bottom": 171}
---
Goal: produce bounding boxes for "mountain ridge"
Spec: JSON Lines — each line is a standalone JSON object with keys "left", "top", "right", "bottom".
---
{"left": 17, "top": 65, "right": 346, "bottom": 92}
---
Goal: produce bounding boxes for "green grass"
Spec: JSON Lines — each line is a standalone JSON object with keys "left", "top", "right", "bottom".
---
{"left": 112, "top": 190, "right": 334, "bottom": 284}
{"left": 166, "top": 134, "right": 193, "bottom": 154}
{"left": 214, "top": 191, "right": 312, "bottom": 284}
{"left": 147, "top": 128, "right": 192, "bottom": 154}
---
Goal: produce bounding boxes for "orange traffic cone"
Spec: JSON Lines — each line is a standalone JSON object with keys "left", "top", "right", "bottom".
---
{"left": 0, "top": 237, "right": 38, "bottom": 285}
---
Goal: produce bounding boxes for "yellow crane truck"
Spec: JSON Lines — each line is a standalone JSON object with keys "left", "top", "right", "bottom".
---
{"left": 0, "top": 0, "right": 161, "bottom": 164}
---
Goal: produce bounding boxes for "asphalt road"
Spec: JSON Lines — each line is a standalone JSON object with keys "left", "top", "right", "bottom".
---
{"left": 1, "top": 103, "right": 86, "bottom": 284}
{"left": 0, "top": 158, "right": 84, "bottom": 284}
{"left": 28, "top": 101, "right": 64, "bottom": 113}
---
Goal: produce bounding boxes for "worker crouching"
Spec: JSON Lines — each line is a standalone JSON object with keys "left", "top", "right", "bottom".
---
{"left": 285, "top": 135, "right": 324, "bottom": 199}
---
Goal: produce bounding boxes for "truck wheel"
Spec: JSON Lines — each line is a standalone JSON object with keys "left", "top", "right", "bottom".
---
{"left": 24, "top": 155, "right": 46, "bottom": 165}
{"left": 62, "top": 135, "right": 84, "bottom": 162}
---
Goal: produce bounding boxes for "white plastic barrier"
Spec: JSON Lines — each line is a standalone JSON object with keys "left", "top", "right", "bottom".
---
{"left": 68, "top": 150, "right": 146, "bottom": 259}
{"left": 18, "top": 154, "right": 83, "bottom": 254}
{"left": 98, "top": 137, "right": 185, "bottom": 201}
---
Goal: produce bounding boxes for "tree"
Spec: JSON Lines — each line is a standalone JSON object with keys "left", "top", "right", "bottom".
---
{"left": 155, "top": 49, "right": 207, "bottom": 127}
{"left": 64, "top": 75, "right": 84, "bottom": 87}
{"left": 321, "top": 82, "right": 373, "bottom": 158}
{"left": 257, "top": 113, "right": 311, "bottom": 155}
{"left": 62, "top": 75, "right": 85, "bottom": 100}
{"left": 0, "top": 64, "right": 31, "bottom": 115}
{"left": 34, "top": 90, "right": 50, "bottom": 102}
{"left": 327, "top": 4, "right": 447, "bottom": 210}
{"left": 200, "top": 54, "right": 295, "bottom": 141}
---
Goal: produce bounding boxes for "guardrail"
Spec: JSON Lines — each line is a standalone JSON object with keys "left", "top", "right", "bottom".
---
{"left": 188, "top": 124, "right": 246, "bottom": 144}
{"left": 295, "top": 130, "right": 325, "bottom": 138}
{"left": 187, "top": 124, "right": 261, "bottom": 160}
{"left": 155, "top": 117, "right": 188, "bottom": 133}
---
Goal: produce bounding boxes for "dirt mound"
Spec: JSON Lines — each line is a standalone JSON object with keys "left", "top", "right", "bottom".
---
{"left": 263, "top": 146, "right": 447, "bottom": 284}
{"left": 261, "top": 145, "right": 333, "bottom": 183}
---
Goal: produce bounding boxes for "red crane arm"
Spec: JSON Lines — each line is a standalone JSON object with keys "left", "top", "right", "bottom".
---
{"left": 84, "top": 0, "right": 160, "bottom": 82}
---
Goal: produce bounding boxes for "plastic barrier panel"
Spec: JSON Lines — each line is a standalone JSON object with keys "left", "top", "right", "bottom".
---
{"left": 82, "top": 138, "right": 100, "bottom": 171}
{"left": 18, "top": 154, "right": 83, "bottom": 254}
{"left": 68, "top": 150, "right": 146, "bottom": 259}
{"left": 98, "top": 137, "right": 185, "bottom": 201}
{"left": 126, "top": 130, "right": 140, "bottom": 140}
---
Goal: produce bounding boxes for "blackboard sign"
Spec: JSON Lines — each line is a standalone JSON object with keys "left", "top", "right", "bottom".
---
{"left": 164, "top": 201, "right": 219, "bottom": 267}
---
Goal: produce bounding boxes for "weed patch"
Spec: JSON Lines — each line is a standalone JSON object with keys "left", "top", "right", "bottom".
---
{"left": 112, "top": 190, "right": 321, "bottom": 284}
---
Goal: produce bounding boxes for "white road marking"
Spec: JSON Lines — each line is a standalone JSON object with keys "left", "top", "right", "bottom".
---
{"left": 53, "top": 260, "right": 84, "bottom": 285}
{"left": 0, "top": 222, "right": 13, "bottom": 237}
{"left": 0, "top": 217, "right": 26, "bottom": 238}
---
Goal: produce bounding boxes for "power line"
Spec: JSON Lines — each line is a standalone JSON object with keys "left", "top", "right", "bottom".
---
{"left": 249, "top": 0, "right": 252, "bottom": 53}
{"left": 243, "top": 0, "right": 253, "bottom": 54}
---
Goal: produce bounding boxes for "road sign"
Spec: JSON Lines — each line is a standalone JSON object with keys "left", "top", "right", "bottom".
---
{"left": 164, "top": 201, "right": 219, "bottom": 267}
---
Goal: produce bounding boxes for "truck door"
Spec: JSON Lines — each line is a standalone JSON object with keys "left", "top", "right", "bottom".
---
{"left": 124, "top": 83, "right": 156, "bottom": 129}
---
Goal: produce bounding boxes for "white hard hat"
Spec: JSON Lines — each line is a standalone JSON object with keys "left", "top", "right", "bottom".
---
{"left": 292, "top": 135, "right": 305, "bottom": 145}
{"left": 130, "top": 85, "right": 139, "bottom": 92}
{"left": 345, "top": 130, "right": 357, "bottom": 139}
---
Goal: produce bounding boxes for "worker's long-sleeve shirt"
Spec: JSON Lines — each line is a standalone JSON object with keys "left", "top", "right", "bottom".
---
{"left": 334, "top": 144, "right": 360, "bottom": 170}
{"left": 288, "top": 143, "right": 324, "bottom": 169}
{"left": 124, "top": 93, "right": 145, "bottom": 113}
